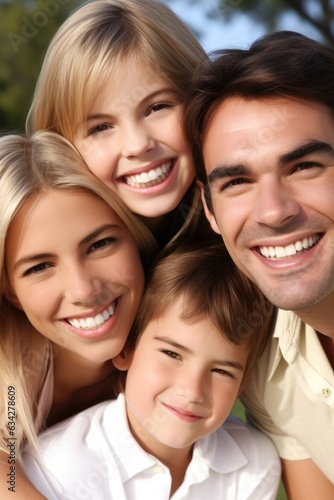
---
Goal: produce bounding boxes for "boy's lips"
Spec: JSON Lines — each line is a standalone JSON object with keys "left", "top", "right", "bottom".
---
{"left": 162, "top": 403, "right": 203, "bottom": 422}
{"left": 257, "top": 233, "right": 321, "bottom": 260}
{"left": 121, "top": 160, "right": 173, "bottom": 188}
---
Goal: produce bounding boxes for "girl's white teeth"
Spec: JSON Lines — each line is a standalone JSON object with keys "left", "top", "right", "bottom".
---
{"left": 259, "top": 235, "right": 320, "bottom": 259}
{"left": 67, "top": 304, "right": 115, "bottom": 329}
{"left": 124, "top": 161, "right": 172, "bottom": 187}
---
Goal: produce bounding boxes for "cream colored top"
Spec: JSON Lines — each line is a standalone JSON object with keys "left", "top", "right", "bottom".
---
{"left": 241, "top": 309, "right": 334, "bottom": 482}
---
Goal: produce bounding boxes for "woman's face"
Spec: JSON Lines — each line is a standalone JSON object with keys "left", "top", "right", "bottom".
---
{"left": 6, "top": 189, "right": 144, "bottom": 367}
{"left": 74, "top": 56, "right": 195, "bottom": 220}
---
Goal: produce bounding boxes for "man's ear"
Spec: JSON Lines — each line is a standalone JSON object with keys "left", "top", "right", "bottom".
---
{"left": 198, "top": 181, "right": 221, "bottom": 235}
{"left": 112, "top": 349, "right": 134, "bottom": 371}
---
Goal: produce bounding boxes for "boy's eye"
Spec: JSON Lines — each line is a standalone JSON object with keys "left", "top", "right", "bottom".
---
{"left": 23, "top": 262, "right": 51, "bottom": 276}
{"left": 162, "top": 349, "right": 181, "bottom": 360}
{"left": 89, "top": 237, "right": 116, "bottom": 252}
{"left": 212, "top": 368, "right": 235, "bottom": 378}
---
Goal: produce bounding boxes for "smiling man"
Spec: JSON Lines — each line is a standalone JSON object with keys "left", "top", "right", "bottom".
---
{"left": 185, "top": 31, "right": 334, "bottom": 499}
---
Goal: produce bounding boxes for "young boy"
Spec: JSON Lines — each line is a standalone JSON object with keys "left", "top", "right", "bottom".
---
{"left": 22, "top": 244, "right": 281, "bottom": 499}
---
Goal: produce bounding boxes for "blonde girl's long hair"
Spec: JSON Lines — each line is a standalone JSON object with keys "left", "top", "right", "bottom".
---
{"left": 26, "top": 0, "right": 206, "bottom": 140}
{"left": 0, "top": 130, "right": 156, "bottom": 458}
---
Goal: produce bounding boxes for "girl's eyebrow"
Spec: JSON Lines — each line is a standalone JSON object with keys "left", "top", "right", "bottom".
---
{"left": 86, "top": 89, "right": 176, "bottom": 122}
{"left": 13, "top": 224, "right": 120, "bottom": 272}
{"left": 154, "top": 335, "right": 245, "bottom": 371}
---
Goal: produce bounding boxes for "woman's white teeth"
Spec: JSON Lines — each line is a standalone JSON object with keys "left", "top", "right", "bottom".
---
{"left": 125, "top": 161, "right": 172, "bottom": 187}
{"left": 68, "top": 304, "right": 115, "bottom": 329}
{"left": 259, "top": 235, "right": 320, "bottom": 259}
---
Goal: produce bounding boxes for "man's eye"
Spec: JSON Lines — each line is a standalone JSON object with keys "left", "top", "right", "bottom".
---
{"left": 216, "top": 178, "right": 249, "bottom": 192}
{"left": 293, "top": 161, "right": 323, "bottom": 172}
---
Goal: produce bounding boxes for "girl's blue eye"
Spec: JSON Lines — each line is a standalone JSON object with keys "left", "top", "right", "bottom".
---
{"left": 89, "top": 124, "right": 111, "bottom": 135}
{"left": 149, "top": 102, "right": 172, "bottom": 114}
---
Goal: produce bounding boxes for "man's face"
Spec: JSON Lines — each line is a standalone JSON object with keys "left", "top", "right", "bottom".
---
{"left": 202, "top": 96, "right": 334, "bottom": 313}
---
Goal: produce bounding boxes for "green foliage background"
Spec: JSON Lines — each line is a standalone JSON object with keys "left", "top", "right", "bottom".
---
{"left": 1, "top": 0, "right": 333, "bottom": 133}
{"left": 0, "top": 0, "right": 77, "bottom": 133}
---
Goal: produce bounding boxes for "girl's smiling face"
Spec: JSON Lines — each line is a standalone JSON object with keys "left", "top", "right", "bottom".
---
{"left": 74, "top": 56, "right": 195, "bottom": 220}
{"left": 6, "top": 189, "right": 144, "bottom": 367}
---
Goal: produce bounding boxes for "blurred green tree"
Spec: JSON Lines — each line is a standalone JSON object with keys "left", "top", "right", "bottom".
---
{"left": 0, "top": 0, "right": 77, "bottom": 133}
{"left": 217, "top": 0, "right": 334, "bottom": 46}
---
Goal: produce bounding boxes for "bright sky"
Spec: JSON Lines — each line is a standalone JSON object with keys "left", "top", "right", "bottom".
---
{"left": 163, "top": 0, "right": 321, "bottom": 53}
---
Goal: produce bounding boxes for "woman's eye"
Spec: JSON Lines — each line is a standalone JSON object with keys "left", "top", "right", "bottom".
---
{"left": 23, "top": 262, "right": 51, "bottom": 276}
{"left": 89, "top": 237, "right": 116, "bottom": 252}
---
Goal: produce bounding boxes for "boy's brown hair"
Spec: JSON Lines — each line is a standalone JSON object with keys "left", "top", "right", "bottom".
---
{"left": 116, "top": 243, "right": 275, "bottom": 392}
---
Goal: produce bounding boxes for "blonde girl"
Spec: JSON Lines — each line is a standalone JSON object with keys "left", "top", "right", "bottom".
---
{"left": 26, "top": 0, "right": 215, "bottom": 247}
{"left": 0, "top": 130, "right": 156, "bottom": 498}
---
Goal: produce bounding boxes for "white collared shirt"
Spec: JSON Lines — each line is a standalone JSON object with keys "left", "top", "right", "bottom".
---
{"left": 241, "top": 308, "right": 334, "bottom": 482}
{"left": 23, "top": 394, "right": 280, "bottom": 499}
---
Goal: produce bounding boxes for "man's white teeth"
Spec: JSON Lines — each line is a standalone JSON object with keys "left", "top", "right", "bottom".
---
{"left": 124, "top": 161, "right": 172, "bottom": 187}
{"left": 259, "top": 235, "right": 320, "bottom": 259}
{"left": 68, "top": 304, "right": 115, "bottom": 329}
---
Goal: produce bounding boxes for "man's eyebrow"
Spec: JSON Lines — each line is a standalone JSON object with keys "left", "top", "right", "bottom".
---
{"left": 206, "top": 141, "right": 334, "bottom": 184}
{"left": 207, "top": 165, "right": 250, "bottom": 184}
{"left": 279, "top": 140, "right": 334, "bottom": 167}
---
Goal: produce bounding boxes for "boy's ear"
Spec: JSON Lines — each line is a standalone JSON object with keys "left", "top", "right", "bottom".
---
{"left": 112, "top": 349, "right": 134, "bottom": 371}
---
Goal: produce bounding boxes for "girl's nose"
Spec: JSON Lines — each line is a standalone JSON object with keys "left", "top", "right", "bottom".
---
{"left": 121, "top": 123, "right": 156, "bottom": 158}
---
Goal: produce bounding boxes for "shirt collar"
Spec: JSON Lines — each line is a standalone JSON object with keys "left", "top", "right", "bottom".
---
{"left": 105, "top": 394, "right": 158, "bottom": 482}
{"left": 107, "top": 395, "right": 249, "bottom": 484}
{"left": 192, "top": 417, "right": 248, "bottom": 475}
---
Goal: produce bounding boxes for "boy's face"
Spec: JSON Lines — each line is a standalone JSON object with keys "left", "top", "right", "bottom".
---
{"left": 117, "top": 297, "right": 248, "bottom": 462}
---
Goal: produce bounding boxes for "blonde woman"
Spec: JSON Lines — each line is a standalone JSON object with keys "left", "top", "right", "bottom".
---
{"left": 0, "top": 130, "right": 156, "bottom": 498}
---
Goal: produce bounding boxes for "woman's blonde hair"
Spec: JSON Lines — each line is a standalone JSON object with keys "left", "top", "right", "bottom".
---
{"left": 26, "top": 0, "right": 206, "bottom": 141}
{"left": 0, "top": 130, "right": 156, "bottom": 458}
